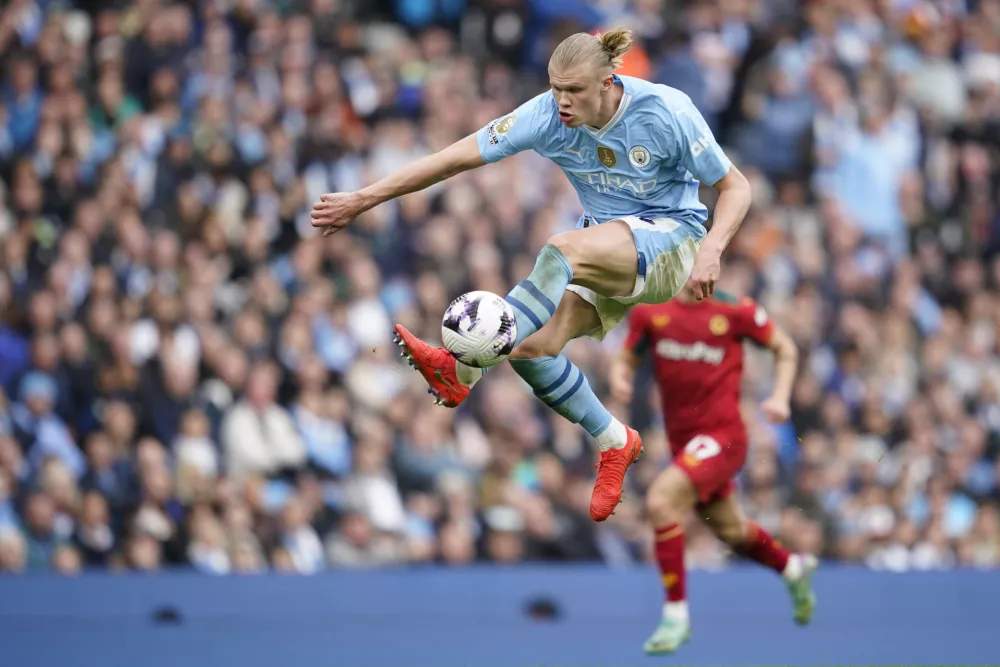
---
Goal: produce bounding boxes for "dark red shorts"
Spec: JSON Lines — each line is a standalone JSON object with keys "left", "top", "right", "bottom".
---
{"left": 671, "top": 430, "right": 748, "bottom": 505}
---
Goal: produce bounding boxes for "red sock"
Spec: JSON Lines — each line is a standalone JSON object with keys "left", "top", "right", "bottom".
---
{"left": 738, "top": 522, "right": 789, "bottom": 573}
{"left": 654, "top": 523, "right": 686, "bottom": 602}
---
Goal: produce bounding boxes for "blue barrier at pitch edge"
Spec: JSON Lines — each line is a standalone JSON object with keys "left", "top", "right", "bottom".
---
{"left": 0, "top": 565, "right": 997, "bottom": 667}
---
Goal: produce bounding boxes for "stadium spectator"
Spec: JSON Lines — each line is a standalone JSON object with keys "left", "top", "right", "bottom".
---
{"left": 0, "top": 0, "right": 999, "bottom": 576}
{"left": 221, "top": 360, "right": 306, "bottom": 482}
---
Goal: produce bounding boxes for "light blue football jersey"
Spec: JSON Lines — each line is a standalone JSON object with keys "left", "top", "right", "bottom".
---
{"left": 475, "top": 75, "right": 731, "bottom": 236}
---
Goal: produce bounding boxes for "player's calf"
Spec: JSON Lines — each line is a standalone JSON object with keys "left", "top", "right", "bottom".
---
{"left": 702, "top": 500, "right": 793, "bottom": 576}
{"left": 507, "top": 318, "right": 572, "bottom": 361}
{"left": 645, "top": 465, "right": 697, "bottom": 652}
{"left": 709, "top": 513, "right": 799, "bottom": 580}
{"left": 705, "top": 510, "right": 817, "bottom": 626}
{"left": 505, "top": 291, "right": 640, "bottom": 523}
{"left": 730, "top": 521, "right": 790, "bottom": 574}
{"left": 510, "top": 348, "right": 642, "bottom": 523}
{"left": 711, "top": 519, "right": 748, "bottom": 547}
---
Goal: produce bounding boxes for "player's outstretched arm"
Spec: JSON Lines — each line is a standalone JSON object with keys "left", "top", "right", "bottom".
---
{"left": 310, "top": 134, "right": 486, "bottom": 236}
{"left": 688, "top": 165, "right": 752, "bottom": 299}
{"left": 760, "top": 323, "right": 798, "bottom": 423}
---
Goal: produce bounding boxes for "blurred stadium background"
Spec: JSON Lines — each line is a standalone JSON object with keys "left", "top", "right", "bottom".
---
{"left": 1, "top": 0, "right": 999, "bottom": 665}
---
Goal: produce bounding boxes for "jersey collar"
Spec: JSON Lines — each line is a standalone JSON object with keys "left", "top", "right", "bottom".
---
{"left": 583, "top": 74, "right": 632, "bottom": 139}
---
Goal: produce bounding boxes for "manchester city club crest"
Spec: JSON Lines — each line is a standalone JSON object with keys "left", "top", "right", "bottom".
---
{"left": 597, "top": 146, "right": 616, "bottom": 167}
{"left": 628, "top": 145, "right": 651, "bottom": 168}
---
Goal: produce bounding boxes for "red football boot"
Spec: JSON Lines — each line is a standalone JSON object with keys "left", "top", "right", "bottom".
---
{"left": 393, "top": 324, "right": 470, "bottom": 408}
{"left": 590, "top": 426, "right": 644, "bottom": 522}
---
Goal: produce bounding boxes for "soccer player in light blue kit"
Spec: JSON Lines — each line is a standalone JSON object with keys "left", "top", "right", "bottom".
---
{"left": 310, "top": 28, "right": 752, "bottom": 524}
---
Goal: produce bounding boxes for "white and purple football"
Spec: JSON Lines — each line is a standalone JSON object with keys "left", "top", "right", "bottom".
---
{"left": 441, "top": 291, "right": 517, "bottom": 368}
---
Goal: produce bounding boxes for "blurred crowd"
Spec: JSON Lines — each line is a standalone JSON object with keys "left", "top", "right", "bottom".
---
{"left": 1, "top": 0, "right": 999, "bottom": 576}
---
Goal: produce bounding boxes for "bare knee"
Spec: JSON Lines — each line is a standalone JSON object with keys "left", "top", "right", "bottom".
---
{"left": 548, "top": 230, "right": 611, "bottom": 282}
{"left": 646, "top": 466, "right": 695, "bottom": 526}
{"left": 646, "top": 488, "right": 677, "bottom": 527}
{"left": 548, "top": 232, "right": 585, "bottom": 272}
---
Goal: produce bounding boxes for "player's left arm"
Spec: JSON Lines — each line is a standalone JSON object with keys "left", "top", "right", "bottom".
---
{"left": 668, "top": 99, "right": 752, "bottom": 300}
{"left": 610, "top": 307, "right": 651, "bottom": 406}
{"left": 738, "top": 300, "right": 798, "bottom": 423}
{"left": 761, "top": 323, "right": 798, "bottom": 423}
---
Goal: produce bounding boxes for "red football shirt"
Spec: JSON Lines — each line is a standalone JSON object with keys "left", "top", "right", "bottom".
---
{"left": 623, "top": 293, "right": 774, "bottom": 453}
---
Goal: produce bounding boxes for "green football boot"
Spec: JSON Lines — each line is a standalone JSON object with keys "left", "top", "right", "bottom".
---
{"left": 642, "top": 616, "right": 691, "bottom": 655}
{"left": 786, "top": 553, "right": 819, "bottom": 625}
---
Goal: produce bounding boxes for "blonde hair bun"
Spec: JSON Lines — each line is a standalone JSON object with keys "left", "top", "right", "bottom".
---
{"left": 549, "top": 27, "right": 634, "bottom": 72}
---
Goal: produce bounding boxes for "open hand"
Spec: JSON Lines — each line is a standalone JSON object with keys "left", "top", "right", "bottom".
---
{"left": 310, "top": 191, "right": 366, "bottom": 237}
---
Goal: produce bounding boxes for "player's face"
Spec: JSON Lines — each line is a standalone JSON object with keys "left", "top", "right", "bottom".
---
{"left": 548, "top": 66, "right": 610, "bottom": 128}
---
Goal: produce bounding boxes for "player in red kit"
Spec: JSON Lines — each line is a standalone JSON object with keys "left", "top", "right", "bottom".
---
{"left": 611, "top": 286, "right": 817, "bottom": 654}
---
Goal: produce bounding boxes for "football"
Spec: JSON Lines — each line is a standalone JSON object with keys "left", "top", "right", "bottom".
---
{"left": 441, "top": 291, "right": 518, "bottom": 368}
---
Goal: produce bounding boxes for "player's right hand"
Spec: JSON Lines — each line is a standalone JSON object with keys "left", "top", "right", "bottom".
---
{"left": 609, "top": 362, "right": 634, "bottom": 405}
{"left": 761, "top": 395, "right": 791, "bottom": 423}
{"left": 688, "top": 244, "right": 721, "bottom": 300}
{"left": 310, "top": 192, "right": 365, "bottom": 236}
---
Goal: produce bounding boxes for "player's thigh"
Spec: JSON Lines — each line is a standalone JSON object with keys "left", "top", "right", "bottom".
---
{"left": 646, "top": 464, "right": 698, "bottom": 523}
{"left": 510, "top": 289, "right": 601, "bottom": 359}
{"left": 673, "top": 432, "right": 746, "bottom": 505}
{"left": 549, "top": 221, "right": 638, "bottom": 298}
{"left": 699, "top": 493, "right": 749, "bottom": 547}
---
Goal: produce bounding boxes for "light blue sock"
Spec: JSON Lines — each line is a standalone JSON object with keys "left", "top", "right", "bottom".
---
{"left": 505, "top": 244, "right": 574, "bottom": 347}
{"left": 509, "top": 355, "right": 612, "bottom": 437}
{"left": 455, "top": 244, "right": 573, "bottom": 389}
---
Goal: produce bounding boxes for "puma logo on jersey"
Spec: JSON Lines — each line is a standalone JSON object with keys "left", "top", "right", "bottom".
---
{"left": 656, "top": 339, "right": 725, "bottom": 365}
{"left": 564, "top": 148, "right": 584, "bottom": 160}
{"left": 690, "top": 135, "right": 713, "bottom": 158}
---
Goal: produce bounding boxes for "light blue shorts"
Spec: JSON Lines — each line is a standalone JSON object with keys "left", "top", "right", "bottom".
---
{"left": 567, "top": 215, "right": 702, "bottom": 340}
